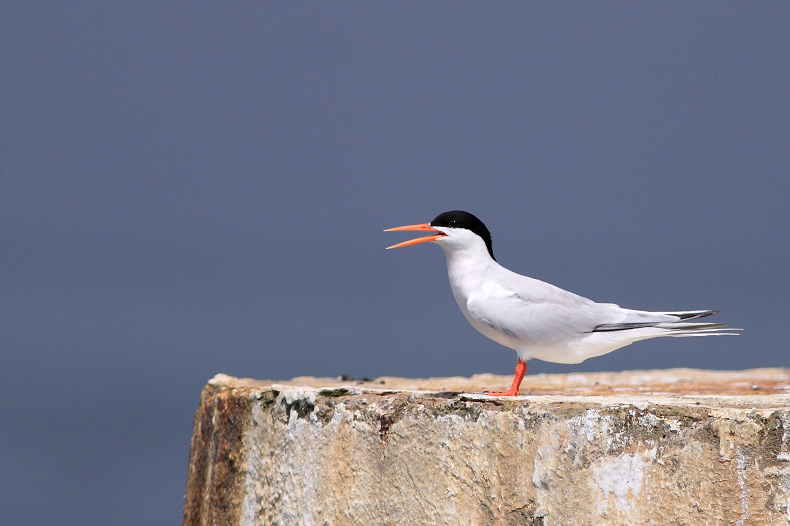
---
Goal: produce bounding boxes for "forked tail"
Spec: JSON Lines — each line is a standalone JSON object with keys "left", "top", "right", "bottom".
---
{"left": 593, "top": 309, "right": 741, "bottom": 336}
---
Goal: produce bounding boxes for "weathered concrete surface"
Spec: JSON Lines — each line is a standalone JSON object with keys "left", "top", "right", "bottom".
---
{"left": 183, "top": 369, "right": 790, "bottom": 526}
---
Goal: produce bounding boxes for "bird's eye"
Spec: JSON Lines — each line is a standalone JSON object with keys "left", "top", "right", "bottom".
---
{"left": 449, "top": 220, "right": 457, "bottom": 227}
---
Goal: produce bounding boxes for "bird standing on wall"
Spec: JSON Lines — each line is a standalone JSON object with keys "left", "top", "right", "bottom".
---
{"left": 386, "top": 211, "right": 738, "bottom": 396}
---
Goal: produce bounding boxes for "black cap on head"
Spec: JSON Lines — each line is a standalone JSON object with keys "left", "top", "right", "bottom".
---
{"left": 430, "top": 210, "right": 495, "bottom": 260}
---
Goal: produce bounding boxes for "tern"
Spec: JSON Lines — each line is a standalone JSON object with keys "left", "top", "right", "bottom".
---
{"left": 386, "top": 210, "right": 738, "bottom": 396}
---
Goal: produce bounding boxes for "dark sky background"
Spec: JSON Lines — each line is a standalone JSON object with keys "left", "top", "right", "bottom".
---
{"left": 2, "top": 3, "right": 788, "bottom": 524}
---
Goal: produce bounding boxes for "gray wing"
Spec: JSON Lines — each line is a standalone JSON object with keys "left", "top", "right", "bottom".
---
{"left": 465, "top": 272, "right": 681, "bottom": 346}
{"left": 464, "top": 274, "right": 607, "bottom": 345}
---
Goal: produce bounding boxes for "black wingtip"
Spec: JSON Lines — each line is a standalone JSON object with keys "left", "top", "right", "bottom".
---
{"left": 671, "top": 310, "right": 720, "bottom": 321}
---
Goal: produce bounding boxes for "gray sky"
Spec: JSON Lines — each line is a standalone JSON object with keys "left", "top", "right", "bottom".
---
{"left": 2, "top": 3, "right": 788, "bottom": 524}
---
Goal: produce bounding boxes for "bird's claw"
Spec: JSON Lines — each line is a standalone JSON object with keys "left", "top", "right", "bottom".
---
{"left": 486, "top": 389, "right": 520, "bottom": 397}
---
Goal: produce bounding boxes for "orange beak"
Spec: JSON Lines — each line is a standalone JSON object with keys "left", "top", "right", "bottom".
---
{"left": 385, "top": 223, "right": 446, "bottom": 249}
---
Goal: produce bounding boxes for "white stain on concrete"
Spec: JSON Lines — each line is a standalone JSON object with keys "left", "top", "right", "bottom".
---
{"left": 735, "top": 450, "right": 750, "bottom": 526}
{"left": 592, "top": 448, "right": 656, "bottom": 512}
{"left": 583, "top": 408, "right": 598, "bottom": 443}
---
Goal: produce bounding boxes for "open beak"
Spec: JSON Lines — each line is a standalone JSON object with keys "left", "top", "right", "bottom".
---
{"left": 385, "top": 223, "right": 446, "bottom": 249}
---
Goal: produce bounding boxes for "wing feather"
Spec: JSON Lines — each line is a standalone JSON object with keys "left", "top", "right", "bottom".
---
{"left": 463, "top": 270, "right": 709, "bottom": 345}
{"left": 465, "top": 274, "right": 607, "bottom": 345}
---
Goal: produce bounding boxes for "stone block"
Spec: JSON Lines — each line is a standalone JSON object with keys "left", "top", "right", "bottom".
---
{"left": 183, "top": 369, "right": 790, "bottom": 525}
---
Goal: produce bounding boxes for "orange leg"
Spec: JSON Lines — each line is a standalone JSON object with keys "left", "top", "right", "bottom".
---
{"left": 488, "top": 358, "right": 527, "bottom": 396}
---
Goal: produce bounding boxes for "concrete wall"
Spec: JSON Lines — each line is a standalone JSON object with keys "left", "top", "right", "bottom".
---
{"left": 183, "top": 369, "right": 790, "bottom": 526}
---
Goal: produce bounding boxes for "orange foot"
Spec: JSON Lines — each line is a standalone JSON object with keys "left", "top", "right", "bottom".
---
{"left": 487, "top": 387, "right": 520, "bottom": 396}
{"left": 487, "top": 358, "right": 527, "bottom": 396}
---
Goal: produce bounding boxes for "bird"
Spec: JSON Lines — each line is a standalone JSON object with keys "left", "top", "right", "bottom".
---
{"left": 385, "top": 210, "right": 739, "bottom": 396}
